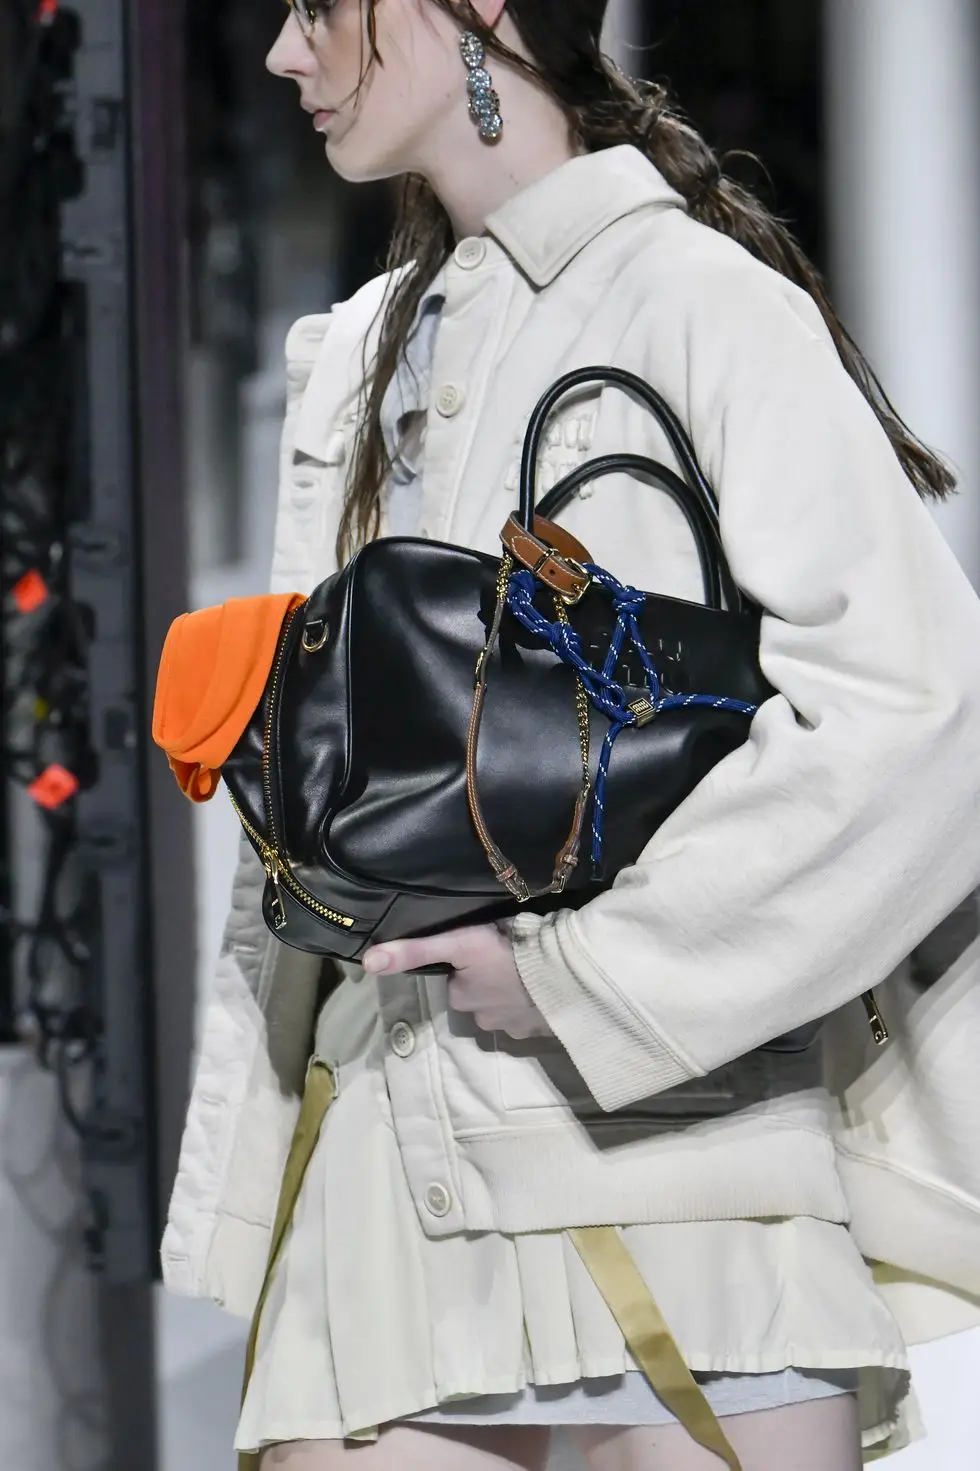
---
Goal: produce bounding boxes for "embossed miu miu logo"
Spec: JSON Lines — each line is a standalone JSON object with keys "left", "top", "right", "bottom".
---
{"left": 581, "top": 633, "right": 690, "bottom": 693}
{"left": 503, "top": 410, "right": 599, "bottom": 495}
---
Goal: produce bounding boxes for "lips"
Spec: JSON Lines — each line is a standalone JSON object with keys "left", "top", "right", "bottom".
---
{"left": 300, "top": 99, "right": 336, "bottom": 126}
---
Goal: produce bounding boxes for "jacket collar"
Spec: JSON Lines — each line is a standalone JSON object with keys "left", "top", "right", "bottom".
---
{"left": 484, "top": 144, "right": 685, "bottom": 288}
{"left": 291, "top": 148, "right": 682, "bottom": 462}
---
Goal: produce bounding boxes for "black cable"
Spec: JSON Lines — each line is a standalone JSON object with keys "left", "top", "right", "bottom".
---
{"left": 1, "top": 0, "right": 94, "bottom": 1087}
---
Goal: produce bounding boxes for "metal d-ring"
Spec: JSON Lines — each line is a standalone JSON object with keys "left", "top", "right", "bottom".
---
{"left": 301, "top": 618, "right": 329, "bottom": 654}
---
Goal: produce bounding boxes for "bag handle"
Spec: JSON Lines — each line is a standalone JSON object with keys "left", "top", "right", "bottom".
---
{"left": 518, "top": 366, "right": 750, "bottom": 616}
{"left": 465, "top": 368, "right": 754, "bottom": 904}
{"left": 538, "top": 453, "right": 732, "bottom": 613}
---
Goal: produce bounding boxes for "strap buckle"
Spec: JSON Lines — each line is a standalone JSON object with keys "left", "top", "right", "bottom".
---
{"left": 532, "top": 551, "right": 592, "bottom": 606}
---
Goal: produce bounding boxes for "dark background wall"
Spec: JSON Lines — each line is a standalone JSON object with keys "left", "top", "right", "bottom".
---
{"left": 644, "top": 0, "right": 825, "bottom": 266}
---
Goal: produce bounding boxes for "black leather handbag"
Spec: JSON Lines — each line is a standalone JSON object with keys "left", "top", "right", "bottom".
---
{"left": 222, "top": 366, "right": 777, "bottom": 962}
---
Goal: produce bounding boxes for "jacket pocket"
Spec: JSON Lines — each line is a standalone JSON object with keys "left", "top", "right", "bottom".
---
{"left": 494, "top": 1033, "right": 823, "bottom": 1121}
{"left": 495, "top": 1036, "right": 737, "bottom": 1119}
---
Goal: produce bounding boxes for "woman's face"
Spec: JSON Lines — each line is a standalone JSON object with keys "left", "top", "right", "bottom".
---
{"left": 266, "top": 0, "right": 473, "bottom": 182}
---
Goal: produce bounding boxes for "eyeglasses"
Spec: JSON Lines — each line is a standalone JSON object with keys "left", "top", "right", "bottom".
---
{"left": 283, "top": 0, "right": 336, "bottom": 39}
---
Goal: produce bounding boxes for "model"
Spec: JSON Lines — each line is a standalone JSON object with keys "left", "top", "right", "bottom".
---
{"left": 161, "top": 3, "right": 980, "bottom": 1469}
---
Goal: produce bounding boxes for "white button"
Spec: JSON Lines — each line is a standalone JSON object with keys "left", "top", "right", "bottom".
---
{"left": 389, "top": 1021, "right": 415, "bottom": 1058}
{"left": 454, "top": 237, "right": 487, "bottom": 269}
{"left": 436, "top": 383, "right": 464, "bottom": 417}
{"left": 424, "top": 1182, "right": 452, "bottom": 1217}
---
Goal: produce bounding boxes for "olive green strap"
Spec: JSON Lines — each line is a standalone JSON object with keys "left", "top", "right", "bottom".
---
{"left": 237, "top": 1059, "right": 338, "bottom": 1471}
{"left": 236, "top": 1066, "right": 740, "bottom": 1470}
{"left": 569, "top": 1226, "right": 743, "bottom": 1471}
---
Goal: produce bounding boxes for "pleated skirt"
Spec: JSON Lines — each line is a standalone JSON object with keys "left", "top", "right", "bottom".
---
{"left": 236, "top": 989, "right": 916, "bottom": 1459}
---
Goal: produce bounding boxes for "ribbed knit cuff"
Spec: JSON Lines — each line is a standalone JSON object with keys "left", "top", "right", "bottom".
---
{"left": 511, "top": 910, "right": 699, "bottom": 1112}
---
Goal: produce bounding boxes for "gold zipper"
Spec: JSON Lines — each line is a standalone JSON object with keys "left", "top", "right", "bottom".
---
{"left": 224, "top": 604, "right": 356, "bottom": 933}
{"left": 262, "top": 605, "right": 298, "bottom": 889}
{"left": 227, "top": 791, "right": 356, "bottom": 932}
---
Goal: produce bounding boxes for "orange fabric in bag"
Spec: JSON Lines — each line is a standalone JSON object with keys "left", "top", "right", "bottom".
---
{"left": 152, "top": 592, "right": 305, "bottom": 802}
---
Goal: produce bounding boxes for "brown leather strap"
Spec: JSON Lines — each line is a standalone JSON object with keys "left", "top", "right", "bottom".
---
{"left": 532, "top": 516, "right": 592, "bottom": 564}
{"left": 465, "top": 556, "right": 589, "bottom": 902}
{"left": 502, "top": 514, "right": 593, "bottom": 603}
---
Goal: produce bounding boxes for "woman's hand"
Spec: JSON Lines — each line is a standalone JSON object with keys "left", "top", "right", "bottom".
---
{"left": 361, "top": 923, "right": 553, "bottom": 1040}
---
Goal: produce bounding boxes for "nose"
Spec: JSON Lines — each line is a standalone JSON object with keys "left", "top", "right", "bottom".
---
{"left": 266, "top": 12, "right": 318, "bottom": 79}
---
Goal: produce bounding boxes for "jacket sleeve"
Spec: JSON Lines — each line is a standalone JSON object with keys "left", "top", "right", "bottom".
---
{"left": 512, "top": 282, "right": 980, "bottom": 1113}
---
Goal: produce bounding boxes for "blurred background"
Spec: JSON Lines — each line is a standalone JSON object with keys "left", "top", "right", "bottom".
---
{"left": 1, "top": 1, "right": 978, "bottom": 1468}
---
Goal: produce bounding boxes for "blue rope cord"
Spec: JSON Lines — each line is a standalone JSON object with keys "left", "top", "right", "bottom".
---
{"left": 506, "top": 564, "right": 758, "bottom": 870}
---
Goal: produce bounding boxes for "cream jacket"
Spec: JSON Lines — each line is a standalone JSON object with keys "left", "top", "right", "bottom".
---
{"left": 161, "top": 147, "right": 980, "bottom": 1346}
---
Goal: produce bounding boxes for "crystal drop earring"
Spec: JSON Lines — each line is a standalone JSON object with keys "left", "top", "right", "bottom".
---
{"left": 459, "top": 31, "right": 503, "bottom": 143}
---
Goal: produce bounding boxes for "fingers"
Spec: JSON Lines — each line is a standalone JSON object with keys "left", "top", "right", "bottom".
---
{"left": 361, "top": 924, "right": 490, "bottom": 975}
{"left": 441, "top": 970, "right": 491, "bottom": 1017}
{"left": 449, "top": 976, "right": 550, "bottom": 1040}
{"left": 501, "top": 1016, "right": 554, "bottom": 1039}
{"left": 468, "top": 1012, "right": 552, "bottom": 1039}
{"left": 361, "top": 925, "right": 551, "bottom": 1042}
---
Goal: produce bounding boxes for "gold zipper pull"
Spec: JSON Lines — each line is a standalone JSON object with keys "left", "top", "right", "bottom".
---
{"left": 265, "top": 851, "right": 288, "bottom": 931}
{"left": 860, "top": 988, "right": 888, "bottom": 1046}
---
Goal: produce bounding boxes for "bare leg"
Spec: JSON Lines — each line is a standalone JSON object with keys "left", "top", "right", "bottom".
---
{"left": 259, "top": 1424, "right": 552, "bottom": 1471}
{"left": 572, "top": 1392, "right": 862, "bottom": 1471}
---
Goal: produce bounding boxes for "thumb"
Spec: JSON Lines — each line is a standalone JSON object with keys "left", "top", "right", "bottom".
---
{"left": 361, "top": 930, "right": 462, "bottom": 975}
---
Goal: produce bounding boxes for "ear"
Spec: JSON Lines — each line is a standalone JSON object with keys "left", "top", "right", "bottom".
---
{"left": 462, "top": 0, "right": 509, "bottom": 31}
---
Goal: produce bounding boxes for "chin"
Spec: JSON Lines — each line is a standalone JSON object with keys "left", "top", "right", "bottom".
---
{"left": 326, "top": 147, "right": 402, "bottom": 186}
{"left": 323, "top": 125, "right": 409, "bottom": 186}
